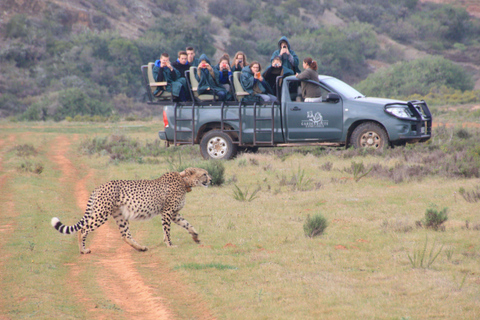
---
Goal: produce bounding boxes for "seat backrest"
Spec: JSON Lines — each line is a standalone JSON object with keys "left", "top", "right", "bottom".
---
{"left": 189, "top": 66, "right": 199, "bottom": 91}
{"left": 232, "top": 71, "right": 249, "bottom": 101}
{"left": 147, "top": 62, "right": 156, "bottom": 84}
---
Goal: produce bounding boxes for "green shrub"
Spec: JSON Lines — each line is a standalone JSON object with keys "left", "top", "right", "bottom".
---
{"left": 198, "top": 160, "right": 225, "bottom": 186}
{"left": 177, "top": 159, "right": 225, "bottom": 186}
{"left": 356, "top": 56, "right": 474, "bottom": 98}
{"left": 303, "top": 214, "right": 328, "bottom": 238}
{"left": 424, "top": 206, "right": 448, "bottom": 230}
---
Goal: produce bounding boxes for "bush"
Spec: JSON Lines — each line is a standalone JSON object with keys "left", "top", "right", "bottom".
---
{"left": 179, "top": 160, "right": 225, "bottom": 186}
{"left": 356, "top": 56, "right": 474, "bottom": 98}
{"left": 303, "top": 214, "right": 328, "bottom": 238}
{"left": 423, "top": 206, "right": 448, "bottom": 231}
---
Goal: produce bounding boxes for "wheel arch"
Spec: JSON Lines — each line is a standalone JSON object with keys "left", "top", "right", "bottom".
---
{"left": 346, "top": 120, "right": 390, "bottom": 148}
{"left": 196, "top": 122, "right": 237, "bottom": 144}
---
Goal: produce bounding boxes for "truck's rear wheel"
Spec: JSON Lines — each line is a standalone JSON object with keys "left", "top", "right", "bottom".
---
{"left": 200, "top": 130, "right": 237, "bottom": 160}
{"left": 351, "top": 122, "right": 388, "bottom": 150}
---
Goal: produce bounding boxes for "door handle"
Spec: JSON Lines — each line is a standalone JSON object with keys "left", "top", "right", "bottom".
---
{"left": 290, "top": 106, "right": 301, "bottom": 111}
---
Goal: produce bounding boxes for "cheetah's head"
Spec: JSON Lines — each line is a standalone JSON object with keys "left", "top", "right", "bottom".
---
{"left": 179, "top": 167, "right": 212, "bottom": 188}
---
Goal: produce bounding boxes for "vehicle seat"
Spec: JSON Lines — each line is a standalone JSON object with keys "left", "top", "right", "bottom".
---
{"left": 147, "top": 62, "right": 172, "bottom": 101}
{"left": 231, "top": 71, "right": 249, "bottom": 102}
{"left": 187, "top": 66, "right": 215, "bottom": 102}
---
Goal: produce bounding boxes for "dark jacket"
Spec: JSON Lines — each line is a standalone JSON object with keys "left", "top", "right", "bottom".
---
{"left": 240, "top": 65, "right": 273, "bottom": 103}
{"left": 195, "top": 54, "right": 228, "bottom": 99}
{"left": 152, "top": 60, "right": 187, "bottom": 98}
{"left": 270, "top": 36, "right": 300, "bottom": 74}
{"left": 231, "top": 62, "right": 246, "bottom": 73}
{"left": 172, "top": 60, "right": 190, "bottom": 78}
{"left": 262, "top": 64, "right": 294, "bottom": 96}
{"left": 296, "top": 68, "right": 322, "bottom": 99}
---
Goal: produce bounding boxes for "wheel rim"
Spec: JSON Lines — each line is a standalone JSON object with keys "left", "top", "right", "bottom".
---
{"left": 359, "top": 131, "right": 382, "bottom": 148}
{"left": 207, "top": 136, "right": 228, "bottom": 159}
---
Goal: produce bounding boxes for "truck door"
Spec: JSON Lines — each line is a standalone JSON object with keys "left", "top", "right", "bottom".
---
{"left": 284, "top": 79, "right": 343, "bottom": 142}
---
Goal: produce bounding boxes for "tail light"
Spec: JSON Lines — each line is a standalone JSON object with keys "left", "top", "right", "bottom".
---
{"left": 163, "top": 110, "right": 169, "bottom": 128}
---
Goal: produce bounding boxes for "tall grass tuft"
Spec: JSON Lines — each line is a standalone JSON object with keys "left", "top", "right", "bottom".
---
{"left": 303, "top": 214, "right": 328, "bottom": 238}
{"left": 351, "top": 161, "right": 372, "bottom": 182}
{"left": 407, "top": 235, "right": 444, "bottom": 269}
{"left": 232, "top": 185, "right": 260, "bottom": 202}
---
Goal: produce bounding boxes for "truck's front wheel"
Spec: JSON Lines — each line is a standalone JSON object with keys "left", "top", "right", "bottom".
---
{"left": 200, "top": 130, "right": 238, "bottom": 160}
{"left": 351, "top": 122, "right": 388, "bottom": 150}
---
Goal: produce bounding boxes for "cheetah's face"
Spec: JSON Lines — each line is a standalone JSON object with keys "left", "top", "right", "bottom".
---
{"left": 180, "top": 168, "right": 212, "bottom": 187}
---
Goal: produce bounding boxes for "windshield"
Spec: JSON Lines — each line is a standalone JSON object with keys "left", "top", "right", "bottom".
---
{"left": 322, "top": 77, "right": 364, "bottom": 99}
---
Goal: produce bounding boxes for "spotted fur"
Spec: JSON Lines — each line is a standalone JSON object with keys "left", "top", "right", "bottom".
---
{"left": 51, "top": 168, "right": 212, "bottom": 254}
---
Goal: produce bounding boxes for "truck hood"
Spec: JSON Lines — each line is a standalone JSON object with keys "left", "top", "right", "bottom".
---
{"left": 351, "top": 97, "right": 408, "bottom": 106}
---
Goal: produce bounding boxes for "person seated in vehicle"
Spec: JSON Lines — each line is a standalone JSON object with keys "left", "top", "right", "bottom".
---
{"left": 262, "top": 55, "right": 294, "bottom": 96}
{"left": 295, "top": 57, "right": 322, "bottom": 102}
{"left": 270, "top": 36, "right": 300, "bottom": 74}
{"left": 240, "top": 61, "right": 277, "bottom": 104}
{"left": 172, "top": 50, "right": 190, "bottom": 78}
{"left": 186, "top": 46, "right": 199, "bottom": 67}
{"left": 195, "top": 54, "right": 230, "bottom": 101}
{"left": 231, "top": 51, "right": 249, "bottom": 73}
{"left": 152, "top": 53, "right": 188, "bottom": 101}
{"left": 214, "top": 54, "right": 232, "bottom": 94}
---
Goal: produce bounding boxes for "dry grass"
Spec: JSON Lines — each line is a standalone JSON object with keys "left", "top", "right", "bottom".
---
{"left": 1, "top": 121, "right": 479, "bottom": 319}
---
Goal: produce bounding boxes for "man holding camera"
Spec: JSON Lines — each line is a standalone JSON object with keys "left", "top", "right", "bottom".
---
{"left": 152, "top": 53, "right": 188, "bottom": 101}
{"left": 270, "top": 36, "right": 300, "bottom": 74}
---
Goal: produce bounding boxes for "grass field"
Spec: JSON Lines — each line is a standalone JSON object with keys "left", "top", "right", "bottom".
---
{"left": 0, "top": 117, "right": 479, "bottom": 320}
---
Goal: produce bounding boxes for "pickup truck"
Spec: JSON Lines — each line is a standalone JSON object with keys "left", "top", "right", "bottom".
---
{"left": 142, "top": 65, "right": 432, "bottom": 160}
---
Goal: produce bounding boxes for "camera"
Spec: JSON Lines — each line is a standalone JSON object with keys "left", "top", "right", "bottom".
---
{"left": 282, "top": 45, "right": 287, "bottom": 49}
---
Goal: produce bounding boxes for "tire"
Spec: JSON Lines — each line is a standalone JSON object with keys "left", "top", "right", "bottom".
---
{"left": 200, "top": 130, "right": 238, "bottom": 160}
{"left": 351, "top": 122, "right": 388, "bottom": 150}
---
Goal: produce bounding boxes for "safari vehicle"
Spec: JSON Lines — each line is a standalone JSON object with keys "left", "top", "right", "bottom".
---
{"left": 141, "top": 64, "right": 432, "bottom": 160}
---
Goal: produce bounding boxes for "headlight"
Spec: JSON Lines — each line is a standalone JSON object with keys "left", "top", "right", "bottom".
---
{"left": 385, "top": 107, "right": 412, "bottom": 119}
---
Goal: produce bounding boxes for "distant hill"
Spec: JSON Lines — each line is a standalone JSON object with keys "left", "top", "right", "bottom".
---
{"left": 1, "top": 0, "right": 479, "bottom": 119}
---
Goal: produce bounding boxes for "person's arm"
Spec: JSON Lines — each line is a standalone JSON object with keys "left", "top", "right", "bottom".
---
{"left": 296, "top": 70, "right": 308, "bottom": 80}
{"left": 290, "top": 50, "right": 300, "bottom": 73}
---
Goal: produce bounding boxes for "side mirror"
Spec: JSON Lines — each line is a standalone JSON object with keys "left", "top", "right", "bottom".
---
{"left": 322, "top": 92, "right": 340, "bottom": 103}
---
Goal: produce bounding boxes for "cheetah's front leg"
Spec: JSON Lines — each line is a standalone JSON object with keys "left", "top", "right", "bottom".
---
{"left": 162, "top": 212, "right": 176, "bottom": 247}
{"left": 173, "top": 214, "right": 200, "bottom": 244}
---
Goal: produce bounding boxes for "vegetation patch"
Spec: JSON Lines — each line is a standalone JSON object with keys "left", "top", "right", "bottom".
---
{"left": 303, "top": 214, "right": 328, "bottom": 238}
{"left": 174, "top": 263, "right": 237, "bottom": 270}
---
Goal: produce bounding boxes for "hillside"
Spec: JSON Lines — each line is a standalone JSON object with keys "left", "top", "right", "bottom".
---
{"left": 1, "top": 0, "right": 480, "bottom": 119}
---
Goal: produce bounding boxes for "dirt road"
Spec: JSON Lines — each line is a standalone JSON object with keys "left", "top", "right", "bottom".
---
{"left": 0, "top": 134, "right": 215, "bottom": 320}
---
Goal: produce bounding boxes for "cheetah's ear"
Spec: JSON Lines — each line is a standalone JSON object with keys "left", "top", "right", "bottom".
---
{"left": 179, "top": 167, "right": 195, "bottom": 178}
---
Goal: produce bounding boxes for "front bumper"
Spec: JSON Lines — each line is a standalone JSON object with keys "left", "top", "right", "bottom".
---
{"left": 387, "top": 100, "right": 432, "bottom": 143}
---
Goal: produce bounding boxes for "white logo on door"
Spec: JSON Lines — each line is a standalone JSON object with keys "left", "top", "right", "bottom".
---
{"left": 301, "top": 111, "right": 328, "bottom": 127}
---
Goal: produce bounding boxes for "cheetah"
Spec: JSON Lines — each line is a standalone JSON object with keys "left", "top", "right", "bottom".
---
{"left": 51, "top": 167, "right": 212, "bottom": 254}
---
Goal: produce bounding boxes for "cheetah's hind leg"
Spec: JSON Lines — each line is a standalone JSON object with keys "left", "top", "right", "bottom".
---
{"left": 113, "top": 211, "right": 147, "bottom": 251}
{"left": 78, "top": 229, "right": 91, "bottom": 254}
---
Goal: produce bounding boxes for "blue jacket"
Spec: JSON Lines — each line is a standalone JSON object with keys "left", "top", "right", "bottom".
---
{"left": 152, "top": 60, "right": 187, "bottom": 97}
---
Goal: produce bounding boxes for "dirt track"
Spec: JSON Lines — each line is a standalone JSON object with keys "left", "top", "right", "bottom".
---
{"left": 49, "top": 135, "right": 215, "bottom": 320}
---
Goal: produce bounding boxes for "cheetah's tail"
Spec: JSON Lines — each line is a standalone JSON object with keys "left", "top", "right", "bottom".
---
{"left": 51, "top": 217, "right": 84, "bottom": 234}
